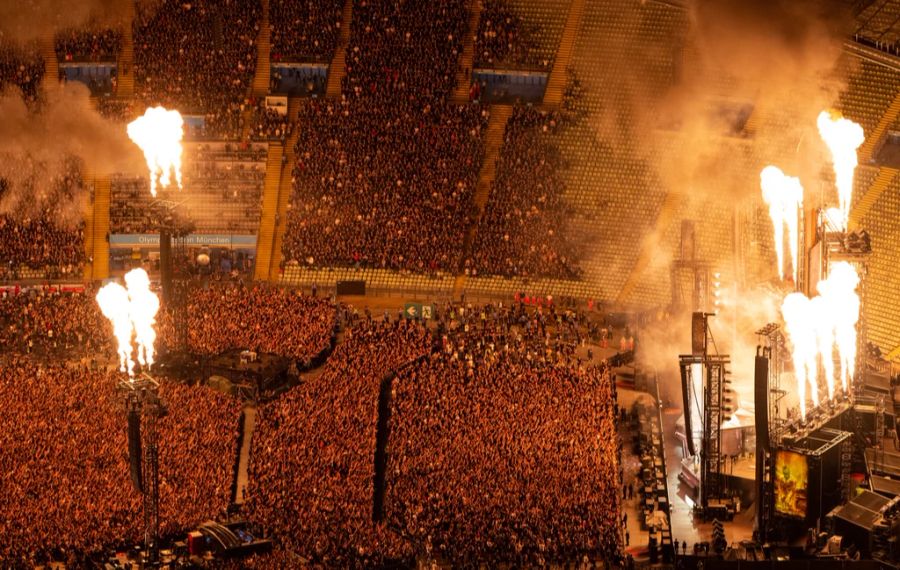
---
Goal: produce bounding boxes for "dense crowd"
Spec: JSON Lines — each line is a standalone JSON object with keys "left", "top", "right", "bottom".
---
{"left": 169, "top": 284, "right": 336, "bottom": 363}
{"left": 0, "top": 289, "right": 108, "bottom": 357}
{"left": 55, "top": 26, "right": 122, "bottom": 62}
{"left": 387, "top": 332, "right": 620, "bottom": 564}
{"left": 281, "top": 0, "right": 488, "bottom": 273}
{"left": 0, "top": 41, "right": 44, "bottom": 102}
{"left": 249, "top": 103, "right": 294, "bottom": 142}
{"left": 133, "top": 0, "right": 261, "bottom": 137}
{"left": 0, "top": 161, "right": 87, "bottom": 275}
{"left": 475, "top": 0, "right": 547, "bottom": 69}
{"left": 0, "top": 359, "right": 241, "bottom": 565}
{"left": 467, "top": 106, "right": 581, "bottom": 279}
{"left": 245, "top": 318, "right": 431, "bottom": 566}
{"left": 269, "top": 0, "right": 344, "bottom": 62}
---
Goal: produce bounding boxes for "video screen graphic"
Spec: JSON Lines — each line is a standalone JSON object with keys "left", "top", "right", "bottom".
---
{"left": 774, "top": 450, "right": 808, "bottom": 518}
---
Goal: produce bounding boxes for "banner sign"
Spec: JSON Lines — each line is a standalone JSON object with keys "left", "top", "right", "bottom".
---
{"left": 110, "top": 234, "right": 257, "bottom": 247}
{"left": 265, "top": 96, "right": 289, "bottom": 116}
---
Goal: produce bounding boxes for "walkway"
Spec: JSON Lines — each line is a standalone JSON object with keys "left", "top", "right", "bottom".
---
{"left": 233, "top": 405, "right": 258, "bottom": 505}
{"left": 543, "top": 0, "right": 586, "bottom": 105}
{"left": 325, "top": 0, "right": 354, "bottom": 98}
{"left": 450, "top": 0, "right": 482, "bottom": 104}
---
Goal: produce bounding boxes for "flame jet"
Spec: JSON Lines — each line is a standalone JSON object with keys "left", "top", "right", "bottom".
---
{"left": 760, "top": 166, "right": 803, "bottom": 282}
{"left": 124, "top": 268, "right": 160, "bottom": 371}
{"left": 96, "top": 282, "right": 135, "bottom": 376}
{"left": 817, "top": 111, "right": 864, "bottom": 232}
{"left": 782, "top": 292, "right": 820, "bottom": 420}
{"left": 95, "top": 268, "right": 161, "bottom": 378}
{"left": 127, "top": 106, "right": 184, "bottom": 197}
{"left": 818, "top": 262, "right": 860, "bottom": 393}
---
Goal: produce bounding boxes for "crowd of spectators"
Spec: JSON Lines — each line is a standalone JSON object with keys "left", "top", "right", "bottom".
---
{"left": 165, "top": 284, "right": 336, "bottom": 363}
{"left": 55, "top": 26, "right": 122, "bottom": 62}
{"left": 0, "top": 359, "right": 241, "bottom": 565}
{"left": 269, "top": 0, "right": 344, "bottom": 63}
{"left": 0, "top": 40, "right": 44, "bottom": 102}
{"left": 110, "top": 143, "right": 266, "bottom": 235}
{"left": 474, "top": 0, "right": 548, "bottom": 69}
{"left": 245, "top": 318, "right": 431, "bottom": 567}
{"left": 0, "top": 160, "right": 87, "bottom": 275}
{"left": 133, "top": 0, "right": 261, "bottom": 138}
{"left": 249, "top": 103, "right": 294, "bottom": 142}
{"left": 279, "top": 0, "right": 486, "bottom": 273}
{"left": 467, "top": 106, "right": 582, "bottom": 280}
{"left": 0, "top": 289, "right": 108, "bottom": 357}
{"left": 283, "top": 100, "right": 487, "bottom": 272}
{"left": 387, "top": 323, "right": 620, "bottom": 565}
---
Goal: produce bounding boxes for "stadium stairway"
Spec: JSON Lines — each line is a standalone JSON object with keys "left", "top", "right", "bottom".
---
{"left": 268, "top": 105, "right": 302, "bottom": 280}
{"left": 39, "top": 33, "right": 59, "bottom": 88}
{"left": 92, "top": 177, "right": 112, "bottom": 280}
{"left": 859, "top": 91, "right": 900, "bottom": 163}
{"left": 251, "top": 0, "right": 271, "bottom": 98}
{"left": 82, "top": 168, "right": 95, "bottom": 281}
{"left": 326, "top": 0, "right": 354, "bottom": 98}
{"left": 850, "top": 166, "right": 899, "bottom": 229}
{"left": 116, "top": 0, "right": 136, "bottom": 98}
{"left": 451, "top": 0, "right": 482, "bottom": 104}
{"left": 615, "top": 190, "right": 684, "bottom": 305}
{"left": 254, "top": 144, "right": 285, "bottom": 281}
{"left": 542, "top": 0, "right": 586, "bottom": 105}
{"left": 453, "top": 104, "right": 513, "bottom": 298}
{"left": 742, "top": 107, "right": 760, "bottom": 138}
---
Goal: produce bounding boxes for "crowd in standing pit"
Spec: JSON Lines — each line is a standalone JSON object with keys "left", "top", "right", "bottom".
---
{"left": 281, "top": 0, "right": 488, "bottom": 273}
{"left": 167, "top": 284, "right": 336, "bottom": 363}
{"left": 245, "top": 318, "right": 431, "bottom": 567}
{"left": 467, "top": 105, "right": 581, "bottom": 280}
{"left": 0, "top": 359, "right": 241, "bottom": 566}
{"left": 387, "top": 348, "right": 620, "bottom": 565}
{"left": 133, "top": 0, "right": 261, "bottom": 139}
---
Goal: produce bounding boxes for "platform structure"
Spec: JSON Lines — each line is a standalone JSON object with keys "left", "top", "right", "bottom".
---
{"left": 120, "top": 374, "right": 167, "bottom": 565}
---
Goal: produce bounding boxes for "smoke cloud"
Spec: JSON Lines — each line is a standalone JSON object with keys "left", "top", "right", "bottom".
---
{"left": 0, "top": 0, "right": 130, "bottom": 43}
{"left": 0, "top": 82, "right": 144, "bottom": 222}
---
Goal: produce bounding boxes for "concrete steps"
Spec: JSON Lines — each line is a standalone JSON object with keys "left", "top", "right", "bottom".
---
{"left": 92, "top": 177, "right": 112, "bottom": 280}
{"left": 268, "top": 124, "right": 300, "bottom": 281}
{"left": 615, "top": 190, "right": 684, "bottom": 305}
{"left": 254, "top": 144, "right": 285, "bottom": 281}
{"left": 849, "top": 166, "right": 899, "bottom": 229}
{"left": 453, "top": 104, "right": 512, "bottom": 296}
{"left": 116, "top": 0, "right": 136, "bottom": 98}
{"left": 451, "top": 0, "right": 481, "bottom": 104}
{"left": 251, "top": 0, "right": 271, "bottom": 97}
{"left": 326, "top": 0, "right": 354, "bottom": 98}
{"left": 40, "top": 33, "right": 59, "bottom": 89}
{"left": 543, "top": 0, "right": 586, "bottom": 105}
{"left": 859, "top": 92, "right": 900, "bottom": 162}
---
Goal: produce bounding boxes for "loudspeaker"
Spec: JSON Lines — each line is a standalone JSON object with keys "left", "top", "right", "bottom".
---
{"left": 754, "top": 355, "right": 769, "bottom": 452}
{"left": 691, "top": 312, "right": 706, "bottom": 356}
{"left": 681, "top": 363, "right": 696, "bottom": 457}
{"left": 127, "top": 410, "right": 143, "bottom": 493}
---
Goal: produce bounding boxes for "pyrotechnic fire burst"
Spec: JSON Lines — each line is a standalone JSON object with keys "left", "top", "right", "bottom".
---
{"left": 817, "top": 111, "right": 864, "bottom": 232}
{"left": 127, "top": 106, "right": 184, "bottom": 197}
{"left": 780, "top": 262, "right": 860, "bottom": 420}
{"left": 96, "top": 268, "right": 161, "bottom": 378}
{"left": 760, "top": 166, "right": 803, "bottom": 282}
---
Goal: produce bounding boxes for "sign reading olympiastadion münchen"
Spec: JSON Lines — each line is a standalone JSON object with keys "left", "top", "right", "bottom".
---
{"left": 109, "top": 234, "right": 258, "bottom": 247}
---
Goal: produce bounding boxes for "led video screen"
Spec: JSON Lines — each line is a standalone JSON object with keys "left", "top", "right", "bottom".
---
{"left": 774, "top": 450, "right": 808, "bottom": 518}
